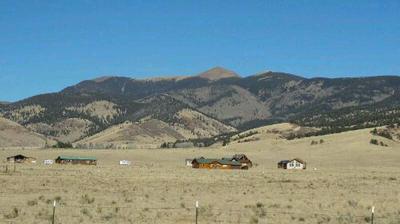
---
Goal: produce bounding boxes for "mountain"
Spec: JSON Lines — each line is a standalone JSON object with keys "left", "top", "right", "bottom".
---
{"left": 197, "top": 66, "right": 240, "bottom": 81}
{"left": 1, "top": 67, "right": 400, "bottom": 147}
{"left": 0, "top": 117, "right": 49, "bottom": 148}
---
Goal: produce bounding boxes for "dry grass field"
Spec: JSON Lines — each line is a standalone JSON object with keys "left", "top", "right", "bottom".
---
{"left": 1, "top": 127, "right": 400, "bottom": 224}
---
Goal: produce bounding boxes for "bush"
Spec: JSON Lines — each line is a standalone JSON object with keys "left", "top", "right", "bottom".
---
{"left": 370, "top": 139, "right": 388, "bottom": 147}
{"left": 370, "top": 139, "right": 379, "bottom": 145}
{"left": 4, "top": 208, "right": 19, "bottom": 219}
{"left": 371, "top": 128, "right": 393, "bottom": 140}
{"left": 27, "top": 199, "right": 38, "bottom": 206}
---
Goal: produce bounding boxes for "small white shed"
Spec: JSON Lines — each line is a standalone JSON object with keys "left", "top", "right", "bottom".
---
{"left": 119, "top": 160, "right": 131, "bottom": 165}
{"left": 185, "top": 159, "right": 193, "bottom": 167}
{"left": 286, "top": 159, "right": 306, "bottom": 170}
{"left": 43, "top": 160, "right": 54, "bottom": 165}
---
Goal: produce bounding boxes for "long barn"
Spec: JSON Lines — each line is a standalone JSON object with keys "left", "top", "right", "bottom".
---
{"left": 55, "top": 156, "right": 97, "bottom": 165}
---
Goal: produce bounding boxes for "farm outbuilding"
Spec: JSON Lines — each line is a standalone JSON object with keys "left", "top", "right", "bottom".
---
{"left": 6, "top": 154, "right": 37, "bottom": 164}
{"left": 55, "top": 156, "right": 97, "bottom": 165}
{"left": 191, "top": 157, "right": 248, "bottom": 170}
{"left": 185, "top": 159, "right": 193, "bottom": 167}
{"left": 278, "top": 158, "right": 306, "bottom": 170}
{"left": 119, "top": 160, "right": 131, "bottom": 165}
{"left": 43, "top": 160, "right": 54, "bottom": 165}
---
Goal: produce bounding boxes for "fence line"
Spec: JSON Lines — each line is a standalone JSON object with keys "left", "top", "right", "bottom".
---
{"left": 0, "top": 202, "right": 391, "bottom": 224}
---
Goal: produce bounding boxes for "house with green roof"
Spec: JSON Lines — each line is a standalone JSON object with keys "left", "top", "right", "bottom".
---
{"left": 55, "top": 156, "right": 97, "bottom": 165}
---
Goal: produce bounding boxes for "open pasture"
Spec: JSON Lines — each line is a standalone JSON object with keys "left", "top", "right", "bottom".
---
{"left": 1, "top": 129, "right": 400, "bottom": 223}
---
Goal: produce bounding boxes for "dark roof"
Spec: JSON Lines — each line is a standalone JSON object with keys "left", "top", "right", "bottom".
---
{"left": 278, "top": 160, "right": 290, "bottom": 164}
{"left": 56, "top": 156, "right": 97, "bottom": 161}
{"left": 278, "top": 158, "right": 306, "bottom": 164}
{"left": 193, "top": 158, "right": 242, "bottom": 166}
{"left": 222, "top": 154, "right": 251, "bottom": 161}
{"left": 7, "top": 154, "right": 26, "bottom": 158}
{"left": 232, "top": 154, "right": 248, "bottom": 159}
{"left": 7, "top": 154, "right": 35, "bottom": 160}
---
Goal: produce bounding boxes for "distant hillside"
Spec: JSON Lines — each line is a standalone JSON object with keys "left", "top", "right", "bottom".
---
{"left": 1, "top": 67, "right": 400, "bottom": 147}
{"left": 76, "top": 109, "right": 236, "bottom": 149}
{"left": 225, "top": 123, "right": 400, "bottom": 152}
{"left": 0, "top": 117, "right": 49, "bottom": 148}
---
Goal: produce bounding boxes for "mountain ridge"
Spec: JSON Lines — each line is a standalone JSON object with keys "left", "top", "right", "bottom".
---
{"left": 1, "top": 67, "right": 400, "bottom": 147}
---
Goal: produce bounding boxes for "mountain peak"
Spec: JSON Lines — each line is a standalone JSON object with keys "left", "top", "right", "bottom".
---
{"left": 198, "top": 66, "right": 240, "bottom": 81}
{"left": 91, "top": 76, "right": 115, "bottom": 83}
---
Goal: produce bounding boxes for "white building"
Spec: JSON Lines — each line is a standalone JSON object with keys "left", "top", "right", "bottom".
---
{"left": 43, "top": 160, "right": 54, "bottom": 165}
{"left": 185, "top": 159, "right": 193, "bottom": 167}
{"left": 278, "top": 158, "right": 306, "bottom": 170}
{"left": 119, "top": 160, "right": 131, "bottom": 165}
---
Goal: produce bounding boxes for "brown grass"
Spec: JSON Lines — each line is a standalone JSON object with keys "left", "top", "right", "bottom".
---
{"left": 0, "top": 127, "right": 400, "bottom": 223}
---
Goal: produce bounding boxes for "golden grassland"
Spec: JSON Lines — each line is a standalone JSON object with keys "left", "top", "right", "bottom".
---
{"left": 0, "top": 128, "right": 400, "bottom": 224}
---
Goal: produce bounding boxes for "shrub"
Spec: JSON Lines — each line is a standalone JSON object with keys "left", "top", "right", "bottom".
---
{"left": 27, "top": 199, "right": 38, "bottom": 206}
{"left": 370, "top": 139, "right": 379, "bottom": 145}
{"left": 4, "top": 208, "right": 19, "bottom": 219}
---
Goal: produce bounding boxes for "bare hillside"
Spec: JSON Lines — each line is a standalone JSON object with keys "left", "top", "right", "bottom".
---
{"left": 27, "top": 118, "right": 94, "bottom": 143}
{"left": 197, "top": 66, "right": 240, "bottom": 81}
{"left": 75, "top": 119, "right": 184, "bottom": 149}
{"left": 0, "top": 117, "right": 47, "bottom": 148}
{"left": 227, "top": 123, "right": 400, "bottom": 154}
{"left": 76, "top": 109, "right": 236, "bottom": 149}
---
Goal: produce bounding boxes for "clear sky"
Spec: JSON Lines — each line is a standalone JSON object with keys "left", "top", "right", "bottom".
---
{"left": 0, "top": 0, "right": 399, "bottom": 102}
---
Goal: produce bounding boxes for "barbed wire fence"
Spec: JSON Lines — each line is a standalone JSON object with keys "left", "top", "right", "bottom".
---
{"left": 0, "top": 164, "right": 397, "bottom": 223}
{"left": 0, "top": 200, "right": 392, "bottom": 224}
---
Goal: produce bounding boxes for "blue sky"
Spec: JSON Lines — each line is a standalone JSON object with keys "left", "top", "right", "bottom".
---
{"left": 0, "top": 0, "right": 399, "bottom": 102}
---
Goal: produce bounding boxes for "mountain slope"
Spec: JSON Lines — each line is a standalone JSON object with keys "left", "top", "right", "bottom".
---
{"left": 0, "top": 117, "right": 48, "bottom": 148}
{"left": 1, "top": 67, "right": 400, "bottom": 146}
{"left": 76, "top": 108, "right": 236, "bottom": 149}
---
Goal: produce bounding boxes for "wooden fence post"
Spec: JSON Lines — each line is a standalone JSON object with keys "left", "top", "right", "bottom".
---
{"left": 195, "top": 201, "right": 199, "bottom": 224}
{"left": 371, "top": 206, "right": 374, "bottom": 224}
{"left": 52, "top": 200, "right": 56, "bottom": 224}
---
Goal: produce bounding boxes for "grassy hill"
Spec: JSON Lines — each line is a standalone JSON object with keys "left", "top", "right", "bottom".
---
{"left": 0, "top": 117, "right": 49, "bottom": 148}
{"left": 75, "top": 108, "right": 236, "bottom": 149}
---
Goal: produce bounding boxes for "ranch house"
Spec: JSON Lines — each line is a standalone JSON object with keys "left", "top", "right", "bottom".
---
{"left": 55, "top": 156, "right": 97, "bottom": 165}
{"left": 191, "top": 157, "right": 248, "bottom": 170}
{"left": 277, "top": 158, "right": 306, "bottom": 170}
